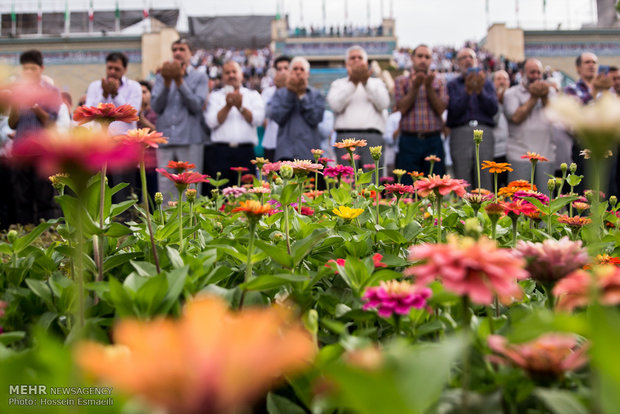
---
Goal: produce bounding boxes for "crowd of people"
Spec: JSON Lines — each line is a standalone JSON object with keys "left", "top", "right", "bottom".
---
{"left": 1, "top": 38, "right": 620, "bottom": 229}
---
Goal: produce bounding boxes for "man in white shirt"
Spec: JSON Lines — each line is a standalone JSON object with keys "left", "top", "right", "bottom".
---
{"left": 85, "top": 52, "right": 141, "bottom": 136}
{"left": 327, "top": 45, "right": 390, "bottom": 167}
{"left": 261, "top": 55, "right": 291, "bottom": 161}
{"left": 205, "top": 61, "right": 265, "bottom": 186}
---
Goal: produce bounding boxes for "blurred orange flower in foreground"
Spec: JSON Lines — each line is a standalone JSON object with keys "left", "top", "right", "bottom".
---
{"left": 76, "top": 296, "right": 315, "bottom": 414}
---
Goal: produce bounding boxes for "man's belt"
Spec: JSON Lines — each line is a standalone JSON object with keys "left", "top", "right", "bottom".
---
{"left": 213, "top": 142, "right": 254, "bottom": 148}
{"left": 402, "top": 130, "right": 441, "bottom": 139}
{"left": 335, "top": 128, "right": 382, "bottom": 135}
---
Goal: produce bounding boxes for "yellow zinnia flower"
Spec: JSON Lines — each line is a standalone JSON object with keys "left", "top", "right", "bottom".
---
{"left": 333, "top": 205, "right": 364, "bottom": 220}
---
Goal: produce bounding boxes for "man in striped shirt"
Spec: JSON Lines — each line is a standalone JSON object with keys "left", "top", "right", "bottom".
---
{"left": 394, "top": 44, "right": 448, "bottom": 184}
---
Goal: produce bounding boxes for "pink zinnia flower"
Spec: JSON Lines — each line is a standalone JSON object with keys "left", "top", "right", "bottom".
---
{"left": 363, "top": 163, "right": 376, "bottom": 170}
{"left": 501, "top": 199, "right": 538, "bottom": 217}
{"left": 262, "top": 161, "right": 282, "bottom": 175}
{"left": 384, "top": 183, "right": 415, "bottom": 195}
{"left": 414, "top": 174, "right": 468, "bottom": 198}
{"left": 405, "top": 235, "right": 528, "bottom": 305}
{"left": 326, "top": 258, "right": 346, "bottom": 274}
{"left": 488, "top": 333, "right": 588, "bottom": 379}
{"left": 512, "top": 190, "right": 549, "bottom": 205}
{"left": 553, "top": 265, "right": 620, "bottom": 312}
{"left": 341, "top": 153, "right": 361, "bottom": 162}
{"left": 222, "top": 186, "right": 248, "bottom": 198}
{"left": 295, "top": 206, "right": 315, "bottom": 216}
{"left": 424, "top": 155, "right": 441, "bottom": 162}
{"left": 324, "top": 165, "right": 354, "bottom": 179}
{"left": 521, "top": 152, "right": 549, "bottom": 163}
{"left": 380, "top": 176, "right": 394, "bottom": 184}
{"left": 116, "top": 128, "right": 168, "bottom": 149}
{"left": 514, "top": 237, "right": 589, "bottom": 286}
{"left": 230, "top": 166, "right": 249, "bottom": 173}
{"left": 362, "top": 280, "right": 432, "bottom": 318}
{"left": 74, "top": 103, "right": 139, "bottom": 125}
{"left": 10, "top": 128, "right": 141, "bottom": 177}
{"left": 155, "top": 168, "right": 209, "bottom": 191}
{"left": 317, "top": 157, "right": 334, "bottom": 165}
{"left": 282, "top": 160, "right": 324, "bottom": 175}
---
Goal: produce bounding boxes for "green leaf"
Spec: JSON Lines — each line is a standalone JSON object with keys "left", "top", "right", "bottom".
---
{"left": 25, "top": 278, "right": 54, "bottom": 309}
{"left": 130, "top": 260, "right": 159, "bottom": 277}
{"left": 105, "top": 222, "right": 133, "bottom": 237}
{"left": 357, "top": 170, "right": 374, "bottom": 185}
{"left": 156, "top": 266, "right": 188, "bottom": 315}
{"left": 136, "top": 273, "right": 168, "bottom": 317}
{"left": 565, "top": 174, "right": 583, "bottom": 187}
{"left": 279, "top": 183, "right": 299, "bottom": 205}
{"left": 254, "top": 240, "right": 294, "bottom": 268}
{"left": 0, "top": 243, "right": 11, "bottom": 254}
{"left": 549, "top": 195, "right": 579, "bottom": 213}
{"left": 103, "top": 252, "right": 141, "bottom": 273}
{"left": 330, "top": 187, "right": 352, "bottom": 205}
{"left": 12, "top": 221, "right": 54, "bottom": 254}
{"left": 0, "top": 331, "right": 26, "bottom": 345}
{"left": 292, "top": 229, "right": 328, "bottom": 267}
{"left": 534, "top": 388, "right": 588, "bottom": 414}
{"left": 267, "top": 393, "right": 307, "bottom": 414}
{"left": 108, "top": 277, "right": 136, "bottom": 317}
{"left": 110, "top": 199, "right": 137, "bottom": 217}
{"left": 240, "top": 273, "right": 308, "bottom": 291}
{"left": 166, "top": 246, "right": 185, "bottom": 269}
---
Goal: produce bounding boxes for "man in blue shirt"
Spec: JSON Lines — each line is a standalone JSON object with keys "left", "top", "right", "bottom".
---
{"left": 446, "top": 48, "right": 498, "bottom": 190}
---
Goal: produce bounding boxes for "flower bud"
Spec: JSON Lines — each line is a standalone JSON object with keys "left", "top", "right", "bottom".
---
{"left": 271, "top": 231, "right": 284, "bottom": 241}
{"left": 610, "top": 195, "right": 617, "bottom": 208}
{"left": 186, "top": 188, "right": 197, "bottom": 203}
{"left": 274, "top": 177, "right": 283, "bottom": 185}
{"left": 369, "top": 146, "right": 382, "bottom": 161}
{"left": 473, "top": 129, "right": 484, "bottom": 144}
{"left": 213, "top": 221, "right": 223, "bottom": 232}
{"left": 560, "top": 163, "right": 568, "bottom": 175}
{"left": 279, "top": 164, "right": 294, "bottom": 179}
{"left": 211, "top": 189, "right": 219, "bottom": 197}
{"left": 547, "top": 178, "right": 556, "bottom": 192}
{"left": 7, "top": 230, "right": 18, "bottom": 244}
{"left": 464, "top": 217, "right": 482, "bottom": 238}
{"left": 154, "top": 192, "right": 163, "bottom": 205}
{"left": 392, "top": 169, "right": 406, "bottom": 178}
{"left": 569, "top": 163, "right": 577, "bottom": 174}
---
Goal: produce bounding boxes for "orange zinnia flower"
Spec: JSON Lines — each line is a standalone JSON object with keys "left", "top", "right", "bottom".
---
{"left": 407, "top": 171, "right": 424, "bottom": 180}
{"left": 424, "top": 155, "right": 441, "bottom": 163}
{"left": 414, "top": 174, "right": 468, "bottom": 198}
{"left": 557, "top": 214, "right": 592, "bottom": 228}
{"left": 231, "top": 200, "right": 272, "bottom": 217}
{"left": 498, "top": 180, "right": 537, "bottom": 198}
{"left": 333, "top": 138, "right": 368, "bottom": 149}
{"left": 481, "top": 160, "right": 513, "bottom": 174}
{"left": 116, "top": 128, "right": 168, "bottom": 149}
{"left": 521, "top": 152, "right": 549, "bottom": 163}
{"left": 167, "top": 161, "right": 196, "bottom": 172}
{"left": 75, "top": 296, "right": 315, "bottom": 414}
{"left": 73, "top": 103, "right": 139, "bottom": 125}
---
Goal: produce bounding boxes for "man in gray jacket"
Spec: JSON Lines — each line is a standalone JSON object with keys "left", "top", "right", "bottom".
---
{"left": 268, "top": 57, "right": 325, "bottom": 161}
{"left": 152, "top": 38, "right": 208, "bottom": 199}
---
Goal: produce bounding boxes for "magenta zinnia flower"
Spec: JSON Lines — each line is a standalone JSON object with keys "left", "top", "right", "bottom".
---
{"left": 384, "top": 183, "right": 415, "bottom": 195}
{"left": 324, "top": 165, "right": 354, "bottom": 179}
{"left": 362, "top": 280, "right": 432, "bottom": 318}
{"left": 514, "top": 237, "right": 589, "bottom": 286}
{"left": 512, "top": 190, "right": 549, "bottom": 205}
{"left": 488, "top": 333, "right": 588, "bottom": 379}
{"left": 405, "top": 235, "right": 528, "bottom": 305}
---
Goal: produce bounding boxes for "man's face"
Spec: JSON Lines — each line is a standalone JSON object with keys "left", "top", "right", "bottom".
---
{"left": 609, "top": 69, "right": 620, "bottom": 95}
{"left": 21, "top": 63, "right": 43, "bottom": 83}
{"left": 172, "top": 43, "right": 192, "bottom": 66}
{"left": 456, "top": 48, "right": 477, "bottom": 73}
{"left": 275, "top": 60, "right": 290, "bottom": 75}
{"left": 524, "top": 60, "right": 543, "bottom": 85}
{"left": 411, "top": 46, "right": 431, "bottom": 73}
{"left": 577, "top": 52, "right": 598, "bottom": 81}
{"left": 222, "top": 62, "right": 243, "bottom": 88}
{"left": 346, "top": 49, "right": 366, "bottom": 75}
{"left": 141, "top": 85, "right": 151, "bottom": 105}
{"left": 493, "top": 71, "right": 509, "bottom": 91}
{"left": 290, "top": 61, "right": 309, "bottom": 82}
{"left": 105, "top": 59, "right": 126, "bottom": 81}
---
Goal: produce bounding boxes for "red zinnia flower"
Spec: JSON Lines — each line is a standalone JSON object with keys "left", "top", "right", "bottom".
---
{"left": 74, "top": 103, "right": 139, "bottom": 126}
{"left": 116, "top": 128, "right": 168, "bottom": 149}
{"left": 156, "top": 168, "right": 209, "bottom": 191}
{"left": 501, "top": 199, "right": 538, "bottom": 217}
{"left": 372, "top": 253, "right": 387, "bottom": 268}
{"left": 521, "top": 152, "right": 549, "bottom": 163}
{"left": 385, "top": 183, "right": 415, "bottom": 195}
{"left": 230, "top": 166, "right": 249, "bottom": 173}
{"left": 167, "top": 161, "right": 196, "bottom": 172}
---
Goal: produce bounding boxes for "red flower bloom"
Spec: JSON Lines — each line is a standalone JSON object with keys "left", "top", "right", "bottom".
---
{"left": 167, "top": 161, "right": 196, "bottom": 172}
{"left": 294, "top": 206, "right": 315, "bottom": 216}
{"left": 74, "top": 103, "right": 139, "bottom": 125}
{"left": 520, "top": 152, "right": 549, "bottom": 163}
{"left": 156, "top": 168, "right": 209, "bottom": 191}
{"left": 325, "top": 258, "right": 346, "bottom": 274}
{"left": 372, "top": 253, "right": 387, "bottom": 268}
{"left": 385, "top": 183, "right": 415, "bottom": 195}
{"left": 10, "top": 128, "right": 141, "bottom": 178}
{"left": 414, "top": 174, "right": 468, "bottom": 198}
{"left": 230, "top": 166, "right": 250, "bottom": 173}
{"left": 501, "top": 199, "right": 538, "bottom": 217}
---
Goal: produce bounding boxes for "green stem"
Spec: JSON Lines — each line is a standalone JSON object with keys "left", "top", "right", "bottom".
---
{"left": 475, "top": 142, "right": 481, "bottom": 191}
{"left": 283, "top": 204, "right": 292, "bottom": 255}
{"left": 239, "top": 220, "right": 256, "bottom": 310}
{"left": 436, "top": 192, "right": 443, "bottom": 243}
{"left": 314, "top": 171, "right": 318, "bottom": 192}
{"left": 429, "top": 161, "right": 434, "bottom": 176}
{"left": 530, "top": 162, "right": 536, "bottom": 191}
{"left": 237, "top": 171, "right": 241, "bottom": 187}
{"left": 177, "top": 188, "right": 184, "bottom": 253}
{"left": 96, "top": 166, "right": 107, "bottom": 284}
{"left": 159, "top": 204, "right": 165, "bottom": 225}
{"left": 494, "top": 173, "right": 498, "bottom": 200}
{"left": 374, "top": 159, "right": 380, "bottom": 225}
{"left": 349, "top": 149, "right": 357, "bottom": 189}
{"left": 140, "top": 161, "right": 160, "bottom": 273}
{"left": 511, "top": 216, "right": 518, "bottom": 247}
{"left": 490, "top": 217, "right": 498, "bottom": 241}
{"left": 75, "top": 192, "right": 87, "bottom": 329}
{"left": 547, "top": 206, "right": 552, "bottom": 236}
{"left": 461, "top": 296, "right": 471, "bottom": 414}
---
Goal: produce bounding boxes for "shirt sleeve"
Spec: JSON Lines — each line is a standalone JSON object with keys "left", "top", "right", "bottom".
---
{"left": 267, "top": 88, "right": 297, "bottom": 126}
{"left": 85, "top": 81, "right": 102, "bottom": 107}
{"left": 299, "top": 89, "right": 326, "bottom": 127}
{"left": 177, "top": 73, "right": 207, "bottom": 115}
{"left": 151, "top": 75, "right": 169, "bottom": 115}
{"left": 205, "top": 91, "right": 225, "bottom": 129}
{"left": 502, "top": 87, "right": 520, "bottom": 120}
{"left": 364, "top": 78, "right": 390, "bottom": 112}
{"left": 326, "top": 78, "right": 356, "bottom": 113}
{"left": 477, "top": 80, "right": 498, "bottom": 117}
{"left": 246, "top": 90, "right": 265, "bottom": 127}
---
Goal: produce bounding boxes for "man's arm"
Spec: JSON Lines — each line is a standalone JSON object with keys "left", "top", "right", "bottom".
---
{"left": 299, "top": 89, "right": 326, "bottom": 127}
{"left": 243, "top": 91, "right": 265, "bottom": 126}
{"left": 396, "top": 76, "right": 420, "bottom": 114}
{"left": 476, "top": 79, "right": 499, "bottom": 117}
{"left": 177, "top": 72, "right": 208, "bottom": 115}
{"left": 365, "top": 78, "right": 390, "bottom": 112}
{"left": 508, "top": 95, "right": 537, "bottom": 124}
{"left": 205, "top": 91, "right": 227, "bottom": 129}
{"left": 150, "top": 75, "right": 169, "bottom": 115}
{"left": 425, "top": 76, "right": 447, "bottom": 116}
{"left": 446, "top": 80, "right": 469, "bottom": 120}
{"left": 326, "top": 78, "right": 356, "bottom": 113}
{"left": 267, "top": 88, "right": 297, "bottom": 126}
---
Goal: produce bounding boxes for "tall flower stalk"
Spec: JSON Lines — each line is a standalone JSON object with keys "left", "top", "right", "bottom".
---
{"left": 369, "top": 146, "right": 383, "bottom": 225}
{"left": 473, "top": 129, "right": 483, "bottom": 191}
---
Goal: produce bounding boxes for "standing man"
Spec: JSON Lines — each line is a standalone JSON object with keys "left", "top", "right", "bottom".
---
{"left": 205, "top": 61, "right": 264, "bottom": 184}
{"left": 85, "top": 52, "right": 142, "bottom": 135}
{"left": 492, "top": 70, "right": 510, "bottom": 189}
{"left": 393, "top": 44, "right": 448, "bottom": 182}
{"left": 504, "top": 58, "right": 556, "bottom": 195}
{"left": 261, "top": 55, "right": 291, "bottom": 161}
{"left": 327, "top": 45, "right": 389, "bottom": 167}
{"left": 446, "top": 47, "right": 498, "bottom": 190}
{"left": 85, "top": 52, "right": 142, "bottom": 202}
{"left": 268, "top": 57, "right": 325, "bottom": 161}
{"left": 152, "top": 38, "right": 208, "bottom": 199}
{"left": 609, "top": 66, "right": 620, "bottom": 95}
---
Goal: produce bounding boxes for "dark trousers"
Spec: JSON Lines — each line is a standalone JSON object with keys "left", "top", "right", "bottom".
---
{"left": 11, "top": 166, "right": 59, "bottom": 225}
{"left": 205, "top": 143, "right": 256, "bottom": 188}
{"left": 397, "top": 131, "right": 445, "bottom": 185}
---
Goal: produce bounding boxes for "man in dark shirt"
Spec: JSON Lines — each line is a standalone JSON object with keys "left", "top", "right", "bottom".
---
{"left": 8, "top": 50, "right": 61, "bottom": 224}
{"left": 446, "top": 48, "right": 498, "bottom": 190}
